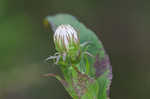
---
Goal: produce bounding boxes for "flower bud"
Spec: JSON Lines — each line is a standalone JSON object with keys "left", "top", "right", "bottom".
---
{"left": 54, "top": 24, "right": 79, "bottom": 53}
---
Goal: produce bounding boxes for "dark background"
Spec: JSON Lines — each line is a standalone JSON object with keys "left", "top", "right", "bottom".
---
{"left": 0, "top": 0, "right": 150, "bottom": 99}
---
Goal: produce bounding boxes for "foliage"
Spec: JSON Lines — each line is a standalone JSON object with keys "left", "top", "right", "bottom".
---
{"left": 44, "top": 14, "right": 112, "bottom": 99}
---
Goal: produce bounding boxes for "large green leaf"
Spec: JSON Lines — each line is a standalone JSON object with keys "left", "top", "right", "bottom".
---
{"left": 45, "top": 14, "right": 112, "bottom": 99}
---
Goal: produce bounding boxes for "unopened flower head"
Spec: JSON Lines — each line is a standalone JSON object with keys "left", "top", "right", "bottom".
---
{"left": 54, "top": 24, "right": 79, "bottom": 52}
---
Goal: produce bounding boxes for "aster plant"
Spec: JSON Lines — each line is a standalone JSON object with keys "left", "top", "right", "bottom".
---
{"left": 44, "top": 14, "right": 112, "bottom": 99}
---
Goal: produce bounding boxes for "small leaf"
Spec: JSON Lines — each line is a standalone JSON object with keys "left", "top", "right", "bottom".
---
{"left": 43, "top": 73, "right": 68, "bottom": 87}
{"left": 84, "top": 55, "right": 90, "bottom": 75}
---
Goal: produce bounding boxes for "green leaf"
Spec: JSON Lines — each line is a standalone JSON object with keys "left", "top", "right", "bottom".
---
{"left": 45, "top": 14, "right": 105, "bottom": 75}
{"left": 85, "top": 55, "right": 90, "bottom": 75}
{"left": 97, "top": 71, "right": 110, "bottom": 99}
{"left": 81, "top": 80, "right": 99, "bottom": 99}
{"left": 45, "top": 14, "right": 112, "bottom": 99}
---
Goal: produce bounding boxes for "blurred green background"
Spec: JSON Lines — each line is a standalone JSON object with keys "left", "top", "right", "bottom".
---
{"left": 0, "top": 0, "right": 150, "bottom": 99}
